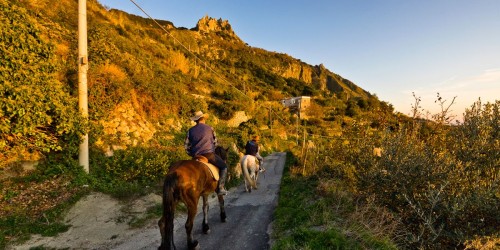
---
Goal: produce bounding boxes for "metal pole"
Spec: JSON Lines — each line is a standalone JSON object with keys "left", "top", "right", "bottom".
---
{"left": 78, "top": 0, "right": 89, "bottom": 173}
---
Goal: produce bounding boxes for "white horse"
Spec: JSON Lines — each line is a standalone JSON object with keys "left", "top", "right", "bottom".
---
{"left": 240, "top": 154, "right": 260, "bottom": 192}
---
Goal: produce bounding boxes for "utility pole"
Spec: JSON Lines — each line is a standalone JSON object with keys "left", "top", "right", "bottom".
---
{"left": 296, "top": 112, "right": 299, "bottom": 145}
{"left": 269, "top": 106, "right": 272, "bottom": 137}
{"left": 78, "top": 0, "right": 89, "bottom": 173}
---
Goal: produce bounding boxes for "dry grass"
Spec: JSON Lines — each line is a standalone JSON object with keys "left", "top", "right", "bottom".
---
{"left": 347, "top": 197, "right": 405, "bottom": 245}
{"left": 98, "top": 63, "right": 128, "bottom": 83}
{"left": 0, "top": 175, "right": 79, "bottom": 219}
{"left": 464, "top": 236, "right": 500, "bottom": 250}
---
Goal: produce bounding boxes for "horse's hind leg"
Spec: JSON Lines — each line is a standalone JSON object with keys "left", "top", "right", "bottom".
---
{"left": 158, "top": 216, "right": 165, "bottom": 246}
{"left": 244, "top": 180, "right": 250, "bottom": 193}
{"left": 201, "top": 195, "right": 210, "bottom": 234}
{"left": 217, "top": 194, "right": 226, "bottom": 222}
{"left": 184, "top": 195, "right": 200, "bottom": 250}
{"left": 252, "top": 174, "right": 258, "bottom": 190}
{"left": 255, "top": 165, "right": 260, "bottom": 188}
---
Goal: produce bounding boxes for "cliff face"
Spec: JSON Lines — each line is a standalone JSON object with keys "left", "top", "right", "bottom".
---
{"left": 270, "top": 61, "right": 367, "bottom": 96}
{"left": 273, "top": 62, "right": 313, "bottom": 84}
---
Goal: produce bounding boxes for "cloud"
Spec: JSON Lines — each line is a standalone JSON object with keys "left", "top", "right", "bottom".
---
{"left": 398, "top": 68, "right": 500, "bottom": 120}
{"left": 424, "top": 69, "right": 499, "bottom": 98}
{"left": 471, "top": 68, "right": 500, "bottom": 82}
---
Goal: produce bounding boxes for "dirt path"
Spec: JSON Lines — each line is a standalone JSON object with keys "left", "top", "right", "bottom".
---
{"left": 9, "top": 152, "right": 286, "bottom": 250}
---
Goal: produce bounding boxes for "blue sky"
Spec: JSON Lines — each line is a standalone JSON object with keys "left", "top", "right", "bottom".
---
{"left": 98, "top": 0, "right": 500, "bottom": 120}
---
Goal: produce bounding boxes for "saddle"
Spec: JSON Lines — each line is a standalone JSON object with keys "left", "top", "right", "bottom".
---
{"left": 194, "top": 156, "right": 220, "bottom": 181}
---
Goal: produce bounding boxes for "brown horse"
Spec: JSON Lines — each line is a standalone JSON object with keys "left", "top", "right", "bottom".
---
{"left": 158, "top": 146, "right": 228, "bottom": 250}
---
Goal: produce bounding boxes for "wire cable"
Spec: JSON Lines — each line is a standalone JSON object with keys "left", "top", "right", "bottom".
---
{"left": 127, "top": 1, "right": 358, "bottom": 145}
{"left": 128, "top": 0, "right": 251, "bottom": 102}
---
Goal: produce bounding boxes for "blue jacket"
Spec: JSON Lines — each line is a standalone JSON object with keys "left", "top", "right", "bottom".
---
{"left": 185, "top": 123, "right": 217, "bottom": 157}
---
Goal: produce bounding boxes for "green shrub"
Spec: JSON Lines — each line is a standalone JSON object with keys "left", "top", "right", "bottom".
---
{"left": 0, "top": 0, "right": 84, "bottom": 168}
{"left": 339, "top": 100, "right": 499, "bottom": 248}
{"left": 91, "top": 146, "right": 184, "bottom": 185}
{"left": 294, "top": 99, "right": 499, "bottom": 248}
{"left": 208, "top": 100, "right": 243, "bottom": 120}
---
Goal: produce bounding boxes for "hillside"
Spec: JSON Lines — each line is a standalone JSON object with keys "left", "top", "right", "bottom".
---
{"left": 2, "top": 1, "right": 499, "bottom": 249}
{"left": 1, "top": 0, "right": 397, "bottom": 168}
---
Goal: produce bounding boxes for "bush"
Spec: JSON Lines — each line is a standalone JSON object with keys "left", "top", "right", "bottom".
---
{"left": 208, "top": 100, "right": 243, "bottom": 120}
{"left": 0, "top": 0, "right": 84, "bottom": 168}
{"left": 91, "top": 146, "right": 185, "bottom": 187}
{"left": 298, "top": 99, "right": 499, "bottom": 248}
{"left": 354, "top": 100, "right": 499, "bottom": 248}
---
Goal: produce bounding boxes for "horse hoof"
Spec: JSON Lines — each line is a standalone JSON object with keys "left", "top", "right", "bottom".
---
{"left": 220, "top": 213, "right": 227, "bottom": 223}
{"left": 188, "top": 240, "right": 199, "bottom": 250}
{"left": 202, "top": 224, "right": 210, "bottom": 234}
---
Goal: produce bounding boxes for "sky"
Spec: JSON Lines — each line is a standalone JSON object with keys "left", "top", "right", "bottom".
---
{"left": 97, "top": 0, "right": 500, "bottom": 121}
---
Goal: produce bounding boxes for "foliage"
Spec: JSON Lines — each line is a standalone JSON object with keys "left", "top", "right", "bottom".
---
{"left": 296, "top": 99, "right": 500, "bottom": 249}
{"left": 0, "top": 0, "right": 84, "bottom": 168}
{"left": 208, "top": 100, "right": 244, "bottom": 120}
{"left": 272, "top": 152, "right": 399, "bottom": 249}
{"left": 92, "top": 147, "right": 176, "bottom": 183}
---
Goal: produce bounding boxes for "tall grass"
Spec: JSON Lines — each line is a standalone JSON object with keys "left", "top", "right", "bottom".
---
{"left": 272, "top": 152, "right": 399, "bottom": 249}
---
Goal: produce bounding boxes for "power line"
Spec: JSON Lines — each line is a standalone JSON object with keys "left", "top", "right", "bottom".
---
{"left": 127, "top": 1, "right": 356, "bottom": 145}
{"left": 270, "top": 108, "right": 290, "bottom": 126}
{"left": 128, "top": 0, "right": 251, "bottom": 102}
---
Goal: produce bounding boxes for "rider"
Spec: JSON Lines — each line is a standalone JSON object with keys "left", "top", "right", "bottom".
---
{"left": 245, "top": 135, "right": 265, "bottom": 172}
{"left": 184, "top": 111, "right": 228, "bottom": 195}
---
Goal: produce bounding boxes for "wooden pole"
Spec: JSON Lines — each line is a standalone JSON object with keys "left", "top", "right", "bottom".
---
{"left": 269, "top": 106, "right": 272, "bottom": 137}
{"left": 302, "top": 129, "right": 308, "bottom": 175}
{"left": 296, "top": 112, "right": 299, "bottom": 145}
{"left": 78, "top": 0, "right": 89, "bottom": 173}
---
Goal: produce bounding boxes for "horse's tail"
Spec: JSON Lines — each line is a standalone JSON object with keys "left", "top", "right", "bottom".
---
{"left": 159, "top": 172, "right": 179, "bottom": 250}
{"left": 241, "top": 155, "right": 256, "bottom": 188}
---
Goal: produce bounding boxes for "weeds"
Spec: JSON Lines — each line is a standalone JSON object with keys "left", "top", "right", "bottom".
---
{"left": 273, "top": 153, "right": 399, "bottom": 249}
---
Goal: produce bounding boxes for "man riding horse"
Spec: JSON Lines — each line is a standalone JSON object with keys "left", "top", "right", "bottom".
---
{"left": 184, "top": 111, "right": 228, "bottom": 195}
{"left": 245, "top": 135, "right": 265, "bottom": 172}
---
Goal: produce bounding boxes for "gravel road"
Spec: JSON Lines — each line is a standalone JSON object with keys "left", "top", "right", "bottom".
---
{"left": 10, "top": 152, "right": 286, "bottom": 250}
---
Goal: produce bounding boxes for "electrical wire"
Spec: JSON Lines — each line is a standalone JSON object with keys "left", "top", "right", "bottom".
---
{"left": 127, "top": 0, "right": 357, "bottom": 144}
{"left": 128, "top": 0, "right": 251, "bottom": 101}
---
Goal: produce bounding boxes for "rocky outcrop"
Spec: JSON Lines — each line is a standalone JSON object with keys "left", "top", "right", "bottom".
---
{"left": 276, "top": 63, "right": 313, "bottom": 84}
{"left": 96, "top": 102, "right": 156, "bottom": 155}
{"left": 226, "top": 111, "right": 250, "bottom": 127}
{"left": 196, "top": 16, "right": 236, "bottom": 36}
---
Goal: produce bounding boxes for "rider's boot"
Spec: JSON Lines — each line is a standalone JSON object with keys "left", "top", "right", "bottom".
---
{"left": 217, "top": 168, "right": 228, "bottom": 195}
